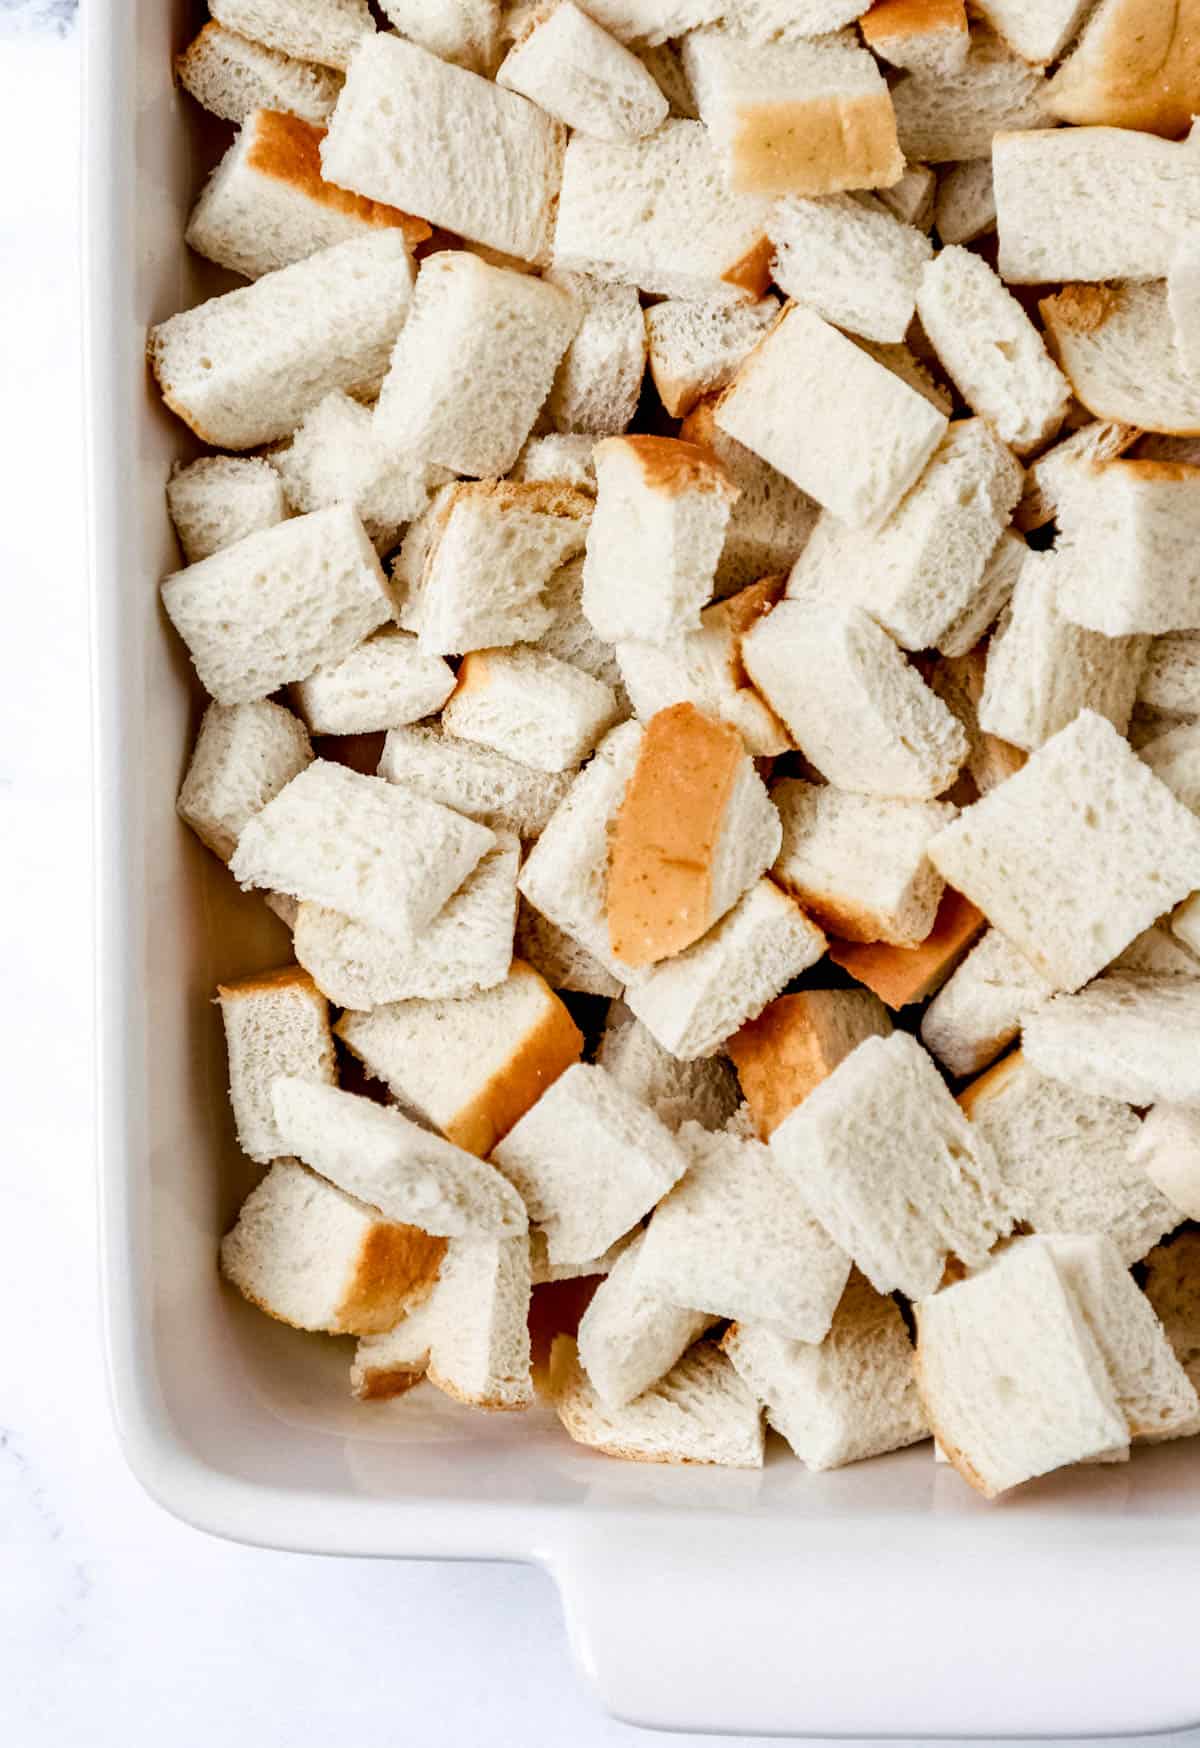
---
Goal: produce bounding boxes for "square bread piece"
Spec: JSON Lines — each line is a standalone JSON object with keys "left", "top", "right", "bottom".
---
{"left": 877, "top": 160, "right": 937, "bottom": 228}
{"left": 722, "top": 1271, "right": 929, "bottom": 1471}
{"left": 290, "top": 629, "right": 455, "bottom": 736}
{"left": 177, "top": 699, "right": 313, "bottom": 862}
{"left": 335, "top": 962, "right": 583, "bottom": 1158}
{"left": 715, "top": 304, "right": 949, "bottom": 528}
{"left": 220, "top": 1159, "right": 446, "bottom": 1336}
{"left": 575, "top": 1233, "right": 716, "bottom": 1409}
{"left": 1039, "top": 281, "right": 1200, "bottom": 438}
{"left": 959, "top": 1051, "right": 1179, "bottom": 1266}
{"left": 890, "top": 28, "right": 1048, "bottom": 164}
{"left": 491, "top": 1062, "right": 688, "bottom": 1265}
{"left": 442, "top": 647, "right": 621, "bottom": 775}
{"left": 496, "top": 2, "right": 668, "bottom": 140}
{"left": 680, "top": 396, "right": 820, "bottom": 593}
{"left": 727, "top": 988, "right": 892, "bottom": 1139}
{"left": 217, "top": 965, "right": 337, "bottom": 1164}
{"left": 230, "top": 759, "right": 495, "bottom": 941}
{"left": 742, "top": 601, "right": 967, "bottom": 801}
{"left": 378, "top": 724, "right": 571, "bottom": 840}
{"left": 596, "top": 1002, "right": 740, "bottom": 1132}
{"left": 1016, "top": 418, "right": 1141, "bottom": 535}
{"left": 1022, "top": 973, "right": 1200, "bottom": 1108}
{"left": 785, "top": 419, "right": 1023, "bottom": 653}
{"left": 373, "top": 252, "right": 579, "bottom": 479}
{"left": 827, "top": 887, "right": 986, "bottom": 1011}
{"left": 681, "top": 29, "right": 902, "bottom": 197}
{"left": 768, "top": 192, "right": 932, "bottom": 344}
{"left": 914, "top": 1238, "right": 1129, "bottom": 1498}
{"left": 1051, "top": 461, "right": 1200, "bottom": 637}
{"left": 176, "top": 23, "right": 344, "bottom": 127}
{"left": 927, "top": 710, "right": 1200, "bottom": 991}
{"left": 208, "top": 0, "right": 373, "bottom": 70}
{"left": 635, "top": 1122, "right": 852, "bottom": 1342}
{"left": 771, "top": 780, "right": 954, "bottom": 947}
{"left": 859, "top": 0, "right": 969, "bottom": 76}
{"left": 1044, "top": 0, "right": 1200, "bottom": 137}
{"left": 551, "top": 119, "right": 774, "bottom": 303}
{"left": 645, "top": 294, "right": 780, "bottom": 420}
{"left": 770, "top": 1032, "right": 1012, "bottom": 1300}
{"left": 320, "top": 34, "right": 565, "bottom": 263}
{"left": 511, "top": 433, "right": 599, "bottom": 493}
{"left": 626, "top": 878, "right": 827, "bottom": 1060}
{"left": 582, "top": 437, "right": 738, "bottom": 645}
{"left": 934, "top": 159, "right": 996, "bottom": 246}
{"left": 1131, "top": 1105, "right": 1200, "bottom": 1223}
{"left": 971, "top": 0, "right": 1095, "bottom": 65}
{"left": 167, "top": 455, "right": 289, "bottom": 565}
{"left": 516, "top": 901, "right": 623, "bottom": 999}
{"left": 1143, "top": 1232, "right": 1200, "bottom": 1394}
{"left": 543, "top": 271, "right": 648, "bottom": 436}
{"left": 379, "top": 0, "right": 502, "bottom": 74}
{"left": 920, "top": 928, "right": 1058, "bottom": 1079}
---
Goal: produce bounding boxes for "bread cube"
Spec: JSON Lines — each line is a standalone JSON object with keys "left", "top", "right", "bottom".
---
{"left": 550, "top": 1336, "right": 764, "bottom": 1467}
{"left": 177, "top": 699, "right": 312, "bottom": 862}
{"left": 1023, "top": 973, "right": 1200, "bottom": 1107}
{"left": 927, "top": 640, "right": 1027, "bottom": 793}
{"left": 209, "top": 0, "right": 372, "bottom": 70}
{"left": 933, "top": 159, "right": 996, "bottom": 245}
{"left": 645, "top": 294, "right": 779, "bottom": 420}
{"left": 1039, "top": 281, "right": 1200, "bottom": 437}
{"left": 679, "top": 397, "right": 819, "bottom": 591}
{"left": 596, "top": 1003, "right": 740, "bottom": 1132}
{"left": 891, "top": 28, "right": 1047, "bottom": 164}
{"left": 1052, "top": 460, "right": 1200, "bottom": 636}
{"left": 768, "top": 192, "right": 932, "bottom": 344}
{"left": 379, "top": 723, "right": 571, "bottom": 839}
{"left": 920, "top": 928, "right": 1057, "bottom": 1078}
{"left": 575, "top": 1234, "right": 715, "bottom": 1408}
{"left": 167, "top": 455, "right": 289, "bottom": 565}
{"left": 443, "top": 647, "right": 621, "bottom": 774}
{"left": 877, "top": 159, "right": 936, "bottom": 227}
{"left": 290, "top": 629, "right": 454, "bottom": 735}
{"left": 859, "top": 0, "right": 968, "bottom": 75}
{"left": 1044, "top": 0, "right": 1200, "bottom": 136}
{"left": 515, "top": 901, "right": 624, "bottom": 1000}
{"left": 176, "top": 22, "right": 342, "bottom": 127}
{"left": 217, "top": 965, "right": 337, "bottom": 1164}
{"left": 827, "top": 886, "right": 987, "bottom": 1011}
{"left": 273, "top": 391, "right": 446, "bottom": 553}
{"left": 497, "top": 2, "right": 668, "bottom": 140}
{"left": 543, "top": 271, "right": 647, "bottom": 436}
{"left": 1016, "top": 418, "right": 1140, "bottom": 534}
{"left": 379, "top": 0, "right": 501, "bottom": 75}
{"left": 1132, "top": 1106, "right": 1200, "bottom": 1224}
{"left": 727, "top": 989, "right": 891, "bottom": 1139}
{"left": 511, "top": 433, "right": 598, "bottom": 493}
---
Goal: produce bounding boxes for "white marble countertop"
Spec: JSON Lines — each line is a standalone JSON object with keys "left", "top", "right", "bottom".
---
{"left": 1, "top": 6, "right": 1196, "bottom": 1743}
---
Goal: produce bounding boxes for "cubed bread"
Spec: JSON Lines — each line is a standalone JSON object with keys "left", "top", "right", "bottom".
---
{"left": 827, "top": 886, "right": 987, "bottom": 1010}
{"left": 220, "top": 1158, "right": 446, "bottom": 1335}
{"left": 768, "top": 192, "right": 932, "bottom": 344}
{"left": 177, "top": 699, "right": 313, "bottom": 862}
{"left": 877, "top": 159, "right": 937, "bottom": 228}
{"left": 1040, "top": 282, "right": 1200, "bottom": 436}
{"left": 626, "top": 878, "right": 828, "bottom": 1060}
{"left": 959, "top": 1051, "right": 1179, "bottom": 1265}
{"left": 443, "top": 647, "right": 621, "bottom": 774}
{"left": 380, "top": 0, "right": 502, "bottom": 74}
{"left": 770, "top": 1032, "right": 1012, "bottom": 1299}
{"left": 209, "top": 0, "right": 373, "bottom": 70}
{"left": 575, "top": 1234, "right": 715, "bottom": 1408}
{"left": 515, "top": 900, "right": 624, "bottom": 999}
{"left": 920, "top": 928, "right": 1058, "bottom": 1078}
{"left": 543, "top": 272, "right": 647, "bottom": 436}
{"left": 373, "top": 252, "right": 580, "bottom": 479}
{"left": 859, "top": 0, "right": 969, "bottom": 75}
{"left": 148, "top": 232, "right": 415, "bottom": 450}
{"left": 336, "top": 962, "right": 583, "bottom": 1158}
{"left": 890, "top": 28, "right": 1047, "bottom": 164}
{"left": 379, "top": 723, "right": 572, "bottom": 839}
{"left": 596, "top": 1002, "right": 740, "bottom": 1132}
{"left": 511, "top": 433, "right": 598, "bottom": 493}
{"left": 722, "top": 1271, "right": 929, "bottom": 1471}
{"left": 934, "top": 158, "right": 996, "bottom": 245}
{"left": 167, "top": 456, "right": 289, "bottom": 565}
{"left": 679, "top": 398, "right": 819, "bottom": 590}
{"left": 715, "top": 304, "right": 949, "bottom": 528}
{"left": 497, "top": 2, "right": 668, "bottom": 139}
{"left": 1045, "top": 0, "right": 1200, "bottom": 136}
{"left": 645, "top": 294, "right": 780, "bottom": 419}
{"left": 937, "top": 527, "right": 1027, "bottom": 663}
{"left": 1022, "top": 973, "right": 1200, "bottom": 1107}
{"left": 529, "top": 1228, "right": 634, "bottom": 1286}
{"left": 1016, "top": 419, "right": 1141, "bottom": 534}
{"left": 1113, "top": 921, "right": 1200, "bottom": 976}
{"left": 727, "top": 989, "right": 892, "bottom": 1138}
{"left": 972, "top": 0, "right": 1095, "bottom": 65}
{"left": 1143, "top": 1233, "right": 1200, "bottom": 1394}
{"left": 1051, "top": 460, "right": 1200, "bottom": 636}
{"left": 217, "top": 965, "right": 337, "bottom": 1164}
{"left": 927, "top": 711, "right": 1200, "bottom": 990}
{"left": 290, "top": 629, "right": 455, "bottom": 735}
{"left": 161, "top": 505, "right": 395, "bottom": 706}
{"left": 176, "top": 23, "right": 343, "bottom": 127}
{"left": 583, "top": 437, "right": 738, "bottom": 644}
{"left": 742, "top": 600, "right": 967, "bottom": 801}
{"left": 1132, "top": 1106, "right": 1200, "bottom": 1224}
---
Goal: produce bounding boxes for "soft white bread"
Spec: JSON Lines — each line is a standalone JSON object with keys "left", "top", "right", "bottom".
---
{"left": 1041, "top": 1235, "right": 1200, "bottom": 1441}
{"left": 1022, "top": 973, "right": 1200, "bottom": 1108}
{"left": 1144, "top": 1233, "right": 1200, "bottom": 1393}
{"left": 890, "top": 28, "right": 1048, "bottom": 164}
{"left": 978, "top": 549, "right": 1147, "bottom": 751}
{"left": 633, "top": 39, "right": 698, "bottom": 114}
{"left": 167, "top": 456, "right": 289, "bottom": 566}
{"left": 497, "top": 3, "right": 667, "bottom": 139}
{"left": 398, "top": 479, "right": 592, "bottom": 655}
{"left": 916, "top": 247, "right": 1069, "bottom": 455}
{"left": 582, "top": 436, "right": 738, "bottom": 644}
{"left": 722, "top": 1271, "right": 929, "bottom": 1471}
{"left": 535, "top": 557, "right": 627, "bottom": 695}
{"left": 936, "top": 528, "right": 1027, "bottom": 664}
{"left": 859, "top": 0, "right": 969, "bottom": 75}
{"left": 596, "top": 1002, "right": 740, "bottom": 1133}
{"left": 726, "top": 988, "right": 892, "bottom": 1139}
{"left": 914, "top": 1238, "right": 1129, "bottom": 1498}
{"left": 771, "top": 1032, "right": 1012, "bottom": 1300}
{"left": 176, "top": 23, "right": 343, "bottom": 126}
{"left": 575, "top": 1234, "right": 715, "bottom": 1408}
{"left": 606, "top": 702, "right": 782, "bottom": 966}
{"left": 161, "top": 505, "right": 394, "bottom": 706}
{"left": 148, "top": 232, "right": 414, "bottom": 451}
{"left": 550, "top": 1335, "right": 764, "bottom": 1467}
{"left": 442, "top": 646, "right": 621, "bottom": 774}
{"left": 1168, "top": 887, "right": 1200, "bottom": 961}
{"left": 742, "top": 600, "right": 968, "bottom": 801}
{"left": 548, "top": 0, "right": 723, "bottom": 42}
{"left": 994, "top": 128, "right": 1200, "bottom": 288}
{"left": 373, "top": 253, "right": 579, "bottom": 479}
{"left": 320, "top": 35, "right": 566, "bottom": 264}
{"left": 930, "top": 711, "right": 1200, "bottom": 990}
{"left": 714, "top": 304, "right": 949, "bottom": 528}
{"left": 1051, "top": 460, "right": 1200, "bottom": 636}
{"left": 177, "top": 699, "right": 313, "bottom": 862}
{"left": 768, "top": 193, "right": 932, "bottom": 344}
{"left": 878, "top": 160, "right": 937, "bottom": 228}
{"left": 928, "top": 640, "right": 1027, "bottom": 794}
{"left": 543, "top": 271, "right": 647, "bottom": 436}
{"left": 626, "top": 877, "right": 828, "bottom": 1060}
{"left": 492, "top": 1062, "right": 687, "bottom": 1263}
{"left": 511, "top": 434, "right": 598, "bottom": 492}
{"left": 636, "top": 1122, "right": 853, "bottom": 1341}
{"left": 682, "top": 28, "right": 901, "bottom": 197}
{"left": 1016, "top": 419, "right": 1141, "bottom": 534}
{"left": 645, "top": 294, "right": 780, "bottom": 420}
{"left": 1040, "top": 282, "right": 1200, "bottom": 436}
{"left": 934, "top": 159, "right": 995, "bottom": 245}
{"left": 335, "top": 961, "right": 582, "bottom": 1157}
{"left": 1131, "top": 1106, "right": 1200, "bottom": 1223}
{"left": 787, "top": 420, "right": 1023, "bottom": 653}
{"left": 271, "top": 1078, "right": 528, "bottom": 1236}
{"left": 959, "top": 1051, "right": 1178, "bottom": 1266}
{"left": 220, "top": 1158, "right": 445, "bottom": 1335}
{"left": 209, "top": 0, "right": 372, "bottom": 70}
{"left": 272, "top": 392, "right": 446, "bottom": 554}
{"left": 379, "top": 723, "right": 571, "bottom": 839}
{"left": 529, "top": 1228, "right": 633, "bottom": 1285}
{"left": 217, "top": 965, "right": 337, "bottom": 1164}
{"left": 1114, "top": 921, "right": 1200, "bottom": 976}
{"left": 771, "top": 780, "right": 955, "bottom": 947}
{"left": 679, "top": 398, "right": 819, "bottom": 591}
{"left": 293, "top": 831, "right": 519, "bottom": 1009}
{"left": 352, "top": 1235, "right": 532, "bottom": 1410}
{"left": 972, "top": 0, "right": 1096, "bottom": 65}
{"left": 920, "top": 928, "right": 1057, "bottom": 1078}
{"left": 1141, "top": 720, "right": 1200, "bottom": 818}
{"left": 290, "top": 629, "right": 455, "bottom": 735}
{"left": 380, "top": 0, "right": 502, "bottom": 74}
{"left": 615, "top": 575, "right": 791, "bottom": 758}
{"left": 517, "top": 720, "right": 645, "bottom": 982}
{"left": 230, "top": 759, "right": 495, "bottom": 939}
{"left": 1137, "top": 631, "right": 1200, "bottom": 716}
{"left": 1170, "top": 234, "right": 1200, "bottom": 378}
{"left": 515, "top": 901, "right": 624, "bottom": 999}
{"left": 1044, "top": 0, "right": 1200, "bottom": 136}
{"left": 551, "top": 120, "right": 774, "bottom": 303}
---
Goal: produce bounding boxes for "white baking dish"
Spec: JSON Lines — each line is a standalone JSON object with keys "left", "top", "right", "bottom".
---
{"left": 83, "top": 3, "right": 1200, "bottom": 1734}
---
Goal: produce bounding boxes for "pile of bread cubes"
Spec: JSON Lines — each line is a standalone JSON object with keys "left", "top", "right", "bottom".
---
{"left": 152, "top": 0, "right": 1200, "bottom": 1497}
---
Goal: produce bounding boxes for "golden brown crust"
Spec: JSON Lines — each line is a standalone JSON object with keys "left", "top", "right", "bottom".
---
{"left": 1040, "top": 283, "right": 1120, "bottom": 341}
{"left": 606, "top": 434, "right": 737, "bottom": 498}
{"left": 709, "top": 574, "right": 787, "bottom": 648}
{"left": 427, "top": 1364, "right": 534, "bottom": 1412}
{"left": 607, "top": 702, "right": 745, "bottom": 966}
{"left": 678, "top": 394, "right": 721, "bottom": 448}
{"left": 335, "top": 1225, "right": 448, "bottom": 1335}
{"left": 441, "top": 962, "right": 584, "bottom": 1157}
{"left": 777, "top": 883, "right": 913, "bottom": 946}
{"left": 445, "top": 476, "right": 594, "bottom": 521}
{"left": 216, "top": 963, "right": 325, "bottom": 1001}
{"left": 860, "top": 0, "right": 967, "bottom": 46}
{"left": 354, "top": 1362, "right": 429, "bottom": 1401}
{"left": 721, "top": 234, "right": 775, "bottom": 299}
{"left": 244, "top": 109, "right": 431, "bottom": 245}
{"left": 448, "top": 649, "right": 494, "bottom": 704}
{"left": 727, "top": 990, "right": 887, "bottom": 1138}
{"left": 828, "top": 888, "right": 987, "bottom": 1010}
{"left": 728, "top": 92, "right": 903, "bottom": 199}
{"left": 956, "top": 1047, "right": 1025, "bottom": 1119}
{"left": 911, "top": 1338, "right": 997, "bottom": 1498}
{"left": 1103, "top": 458, "right": 1200, "bottom": 485}
{"left": 1046, "top": 0, "right": 1200, "bottom": 137}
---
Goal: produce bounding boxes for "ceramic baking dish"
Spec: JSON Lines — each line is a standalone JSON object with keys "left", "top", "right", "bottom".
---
{"left": 83, "top": 1, "right": 1200, "bottom": 1733}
